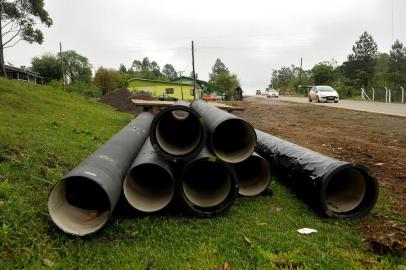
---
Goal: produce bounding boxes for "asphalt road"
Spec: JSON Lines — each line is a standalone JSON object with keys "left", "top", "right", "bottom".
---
{"left": 272, "top": 96, "right": 406, "bottom": 117}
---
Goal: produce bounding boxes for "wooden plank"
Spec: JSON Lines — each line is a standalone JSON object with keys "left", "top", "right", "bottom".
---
{"left": 131, "top": 99, "right": 244, "bottom": 111}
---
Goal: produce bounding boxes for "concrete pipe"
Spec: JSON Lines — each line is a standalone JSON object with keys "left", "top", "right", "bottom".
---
{"left": 191, "top": 99, "right": 256, "bottom": 163}
{"left": 48, "top": 112, "right": 154, "bottom": 236}
{"left": 177, "top": 148, "right": 239, "bottom": 217}
{"left": 150, "top": 100, "right": 206, "bottom": 162}
{"left": 124, "top": 140, "right": 175, "bottom": 213}
{"left": 234, "top": 153, "right": 272, "bottom": 196}
{"left": 255, "top": 130, "right": 379, "bottom": 218}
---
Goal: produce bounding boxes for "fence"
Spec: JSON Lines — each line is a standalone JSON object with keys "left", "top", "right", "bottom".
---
{"left": 361, "top": 87, "right": 405, "bottom": 103}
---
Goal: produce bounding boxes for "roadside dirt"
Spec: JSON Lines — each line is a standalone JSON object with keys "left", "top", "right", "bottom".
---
{"left": 99, "top": 88, "right": 151, "bottom": 113}
{"left": 233, "top": 96, "right": 406, "bottom": 256}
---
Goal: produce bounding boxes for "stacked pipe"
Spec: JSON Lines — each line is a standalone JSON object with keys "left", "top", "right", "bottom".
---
{"left": 48, "top": 100, "right": 378, "bottom": 236}
{"left": 48, "top": 100, "right": 268, "bottom": 236}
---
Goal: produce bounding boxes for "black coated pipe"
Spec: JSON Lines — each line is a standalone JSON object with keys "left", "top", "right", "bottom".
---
{"left": 48, "top": 112, "right": 154, "bottom": 236}
{"left": 234, "top": 153, "right": 272, "bottom": 196}
{"left": 149, "top": 100, "right": 206, "bottom": 163}
{"left": 123, "top": 139, "right": 175, "bottom": 213}
{"left": 255, "top": 129, "right": 379, "bottom": 218}
{"left": 191, "top": 99, "right": 256, "bottom": 163}
{"left": 177, "top": 148, "right": 239, "bottom": 217}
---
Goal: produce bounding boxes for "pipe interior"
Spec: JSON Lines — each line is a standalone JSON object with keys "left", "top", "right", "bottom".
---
{"left": 155, "top": 109, "right": 202, "bottom": 156}
{"left": 212, "top": 119, "right": 256, "bottom": 163}
{"left": 183, "top": 160, "right": 232, "bottom": 208}
{"left": 325, "top": 168, "right": 367, "bottom": 213}
{"left": 235, "top": 155, "right": 271, "bottom": 196}
{"left": 48, "top": 177, "right": 110, "bottom": 236}
{"left": 124, "top": 164, "right": 174, "bottom": 212}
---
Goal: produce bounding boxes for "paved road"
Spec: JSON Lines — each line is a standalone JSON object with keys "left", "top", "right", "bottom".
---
{"left": 273, "top": 96, "right": 406, "bottom": 117}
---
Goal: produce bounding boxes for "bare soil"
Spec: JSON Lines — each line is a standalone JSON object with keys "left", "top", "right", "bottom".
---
{"left": 99, "top": 88, "right": 152, "bottom": 113}
{"left": 233, "top": 96, "right": 406, "bottom": 256}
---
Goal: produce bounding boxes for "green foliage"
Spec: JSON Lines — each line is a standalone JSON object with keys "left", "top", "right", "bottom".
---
{"left": 311, "top": 61, "right": 338, "bottom": 85}
{"left": 208, "top": 59, "right": 240, "bottom": 98}
{"left": 94, "top": 67, "right": 127, "bottom": 95}
{"left": 162, "top": 64, "right": 177, "bottom": 80}
{"left": 209, "top": 58, "right": 229, "bottom": 80}
{"left": 343, "top": 31, "right": 377, "bottom": 89}
{"left": 128, "top": 57, "right": 167, "bottom": 81}
{"left": 0, "top": 0, "right": 52, "bottom": 46}
{"left": 66, "top": 81, "right": 101, "bottom": 98}
{"left": 0, "top": 0, "right": 52, "bottom": 74}
{"left": 0, "top": 78, "right": 404, "bottom": 268}
{"left": 388, "top": 40, "right": 406, "bottom": 88}
{"left": 31, "top": 53, "right": 62, "bottom": 81}
{"left": 59, "top": 50, "right": 92, "bottom": 84}
{"left": 271, "top": 65, "right": 301, "bottom": 92}
{"left": 118, "top": 63, "right": 127, "bottom": 73}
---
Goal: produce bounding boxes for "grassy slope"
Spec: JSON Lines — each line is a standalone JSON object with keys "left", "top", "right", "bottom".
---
{"left": 0, "top": 79, "right": 404, "bottom": 269}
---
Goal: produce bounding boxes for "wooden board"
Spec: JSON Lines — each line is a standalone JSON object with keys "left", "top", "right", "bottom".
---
{"left": 131, "top": 99, "right": 244, "bottom": 111}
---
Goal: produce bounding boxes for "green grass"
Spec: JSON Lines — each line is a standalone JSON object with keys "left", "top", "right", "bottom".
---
{"left": 0, "top": 79, "right": 404, "bottom": 269}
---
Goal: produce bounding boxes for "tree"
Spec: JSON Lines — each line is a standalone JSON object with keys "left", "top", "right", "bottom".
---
{"left": 209, "top": 58, "right": 229, "bottom": 79}
{"left": 119, "top": 63, "right": 127, "bottom": 73}
{"left": 311, "top": 61, "right": 337, "bottom": 85}
{"left": 162, "top": 64, "right": 177, "bottom": 79}
{"left": 388, "top": 40, "right": 406, "bottom": 88}
{"left": 31, "top": 53, "right": 62, "bottom": 81}
{"left": 208, "top": 59, "right": 239, "bottom": 98}
{"left": 60, "top": 50, "right": 92, "bottom": 84}
{"left": 94, "top": 67, "right": 126, "bottom": 95}
{"left": 343, "top": 31, "right": 377, "bottom": 89}
{"left": 0, "top": 0, "right": 52, "bottom": 76}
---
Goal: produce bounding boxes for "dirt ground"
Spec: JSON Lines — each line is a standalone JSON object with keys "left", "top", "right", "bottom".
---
{"left": 233, "top": 96, "right": 406, "bottom": 256}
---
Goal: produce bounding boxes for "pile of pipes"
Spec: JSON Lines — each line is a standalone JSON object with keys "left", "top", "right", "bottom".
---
{"left": 48, "top": 100, "right": 379, "bottom": 236}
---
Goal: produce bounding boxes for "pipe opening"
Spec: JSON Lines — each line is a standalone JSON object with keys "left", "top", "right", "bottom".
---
{"left": 235, "top": 155, "right": 271, "bottom": 196}
{"left": 124, "top": 164, "right": 174, "bottom": 212}
{"left": 48, "top": 177, "right": 110, "bottom": 236}
{"left": 155, "top": 109, "right": 202, "bottom": 156}
{"left": 212, "top": 119, "right": 256, "bottom": 163}
{"left": 182, "top": 161, "right": 232, "bottom": 208}
{"left": 325, "top": 168, "right": 367, "bottom": 213}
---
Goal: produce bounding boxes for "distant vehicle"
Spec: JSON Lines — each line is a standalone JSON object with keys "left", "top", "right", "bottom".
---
{"left": 256, "top": 90, "right": 262, "bottom": 95}
{"left": 158, "top": 94, "right": 178, "bottom": 101}
{"left": 202, "top": 95, "right": 216, "bottom": 101}
{"left": 308, "top": 86, "right": 339, "bottom": 103}
{"left": 266, "top": 89, "right": 279, "bottom": 98}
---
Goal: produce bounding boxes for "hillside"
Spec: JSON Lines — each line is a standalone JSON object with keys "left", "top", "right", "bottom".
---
{"left": 0, "top": 79, "right": 404, "bottom": 269}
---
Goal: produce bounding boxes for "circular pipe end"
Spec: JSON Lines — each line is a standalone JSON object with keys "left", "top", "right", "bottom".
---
{"left": 212, "top": 119, "right": 256, "bottom": 163}
{"left": 179, "top": 158, "right": 238, "bottom": 217}
{"left": 48, "top": 177, "right": 111, "bottom": 236}
{"left": 235, "top": 155, "right": 271, "bottom": 196}
{"left": 151, "top": 106, "right": 206, "bottom": 160}
{"left": 321, "top": 164, "right": 379, "bottom": 218}
{"left": 123, "top": 164, "right": 174, "bottom": 213}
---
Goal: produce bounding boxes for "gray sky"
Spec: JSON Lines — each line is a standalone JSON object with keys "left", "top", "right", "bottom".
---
{"left": 5, "top": 0, "right": 406, "bottom": 94}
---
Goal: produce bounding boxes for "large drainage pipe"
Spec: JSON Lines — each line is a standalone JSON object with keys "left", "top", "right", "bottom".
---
{"left": 150, "top": 100, "right": 206, "bottom": 163}
{"left": 48, "top": 112, "right": 154, "bottom": 236}
{"left": 191, "top": 99, "right": 256, "bottom": 163}
{"left": 234, "top": 153, "right": 272, "bottom": 196}
{"left": 255, "top": 130, "right": 379, "bottom": 218}
{"left": 123, "top": 140, "right": 175, "bottom": 213}
{"left": 177, "top": 148, "right": 239, "bottom": 217}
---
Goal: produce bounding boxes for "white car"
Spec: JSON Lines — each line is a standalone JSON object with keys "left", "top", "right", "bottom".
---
{"left": 308, "top": 86, "right": 339, "bottom": 103}
{"left": 266, "top": 90, "right": 279, "bottom": 98}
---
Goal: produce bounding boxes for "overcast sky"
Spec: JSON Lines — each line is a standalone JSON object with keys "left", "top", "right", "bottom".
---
{"left": 5, "top": 0, "right": 406, "bottom": 93}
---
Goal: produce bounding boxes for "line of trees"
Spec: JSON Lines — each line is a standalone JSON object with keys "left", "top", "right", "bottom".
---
{"left": 207, "top": 58, "right": 240, "bottom": 98}
{"left": 271, "top": 31, "right": 406, "bottom": 99}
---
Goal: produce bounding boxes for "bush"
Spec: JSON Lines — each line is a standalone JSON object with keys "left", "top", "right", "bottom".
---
{"left": 66, "top": 82, "right": 102, "bottom": 98}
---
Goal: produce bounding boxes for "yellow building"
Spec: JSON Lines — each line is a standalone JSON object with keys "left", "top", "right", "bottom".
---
{"left": 128, "top": 78, "right": 200, "bottom": 100}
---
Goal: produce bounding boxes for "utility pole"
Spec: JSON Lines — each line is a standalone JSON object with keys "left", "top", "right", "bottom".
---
{"left": 192, "top": 40, "right": 196, "bottom": 100}
{"left": 60, "top": 42, "right": 65, "bottom": 91}
{"left": 299, "top": 57, "right": 303, "bottom": 85}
